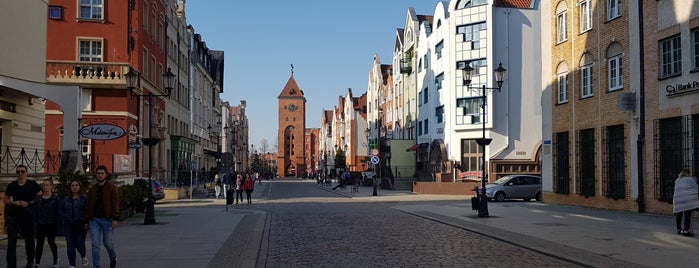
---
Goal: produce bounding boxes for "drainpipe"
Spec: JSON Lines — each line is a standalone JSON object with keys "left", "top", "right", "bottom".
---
{"left": 635, "top": 0, "right": 646, "bottom": 213}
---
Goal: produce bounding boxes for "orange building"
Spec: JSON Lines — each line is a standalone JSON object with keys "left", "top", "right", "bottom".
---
{"left": 304, "top": 128, "right": 319, "bottom": 175}
{"left": 277, "top": 75, "right": 306, "bottom": 177}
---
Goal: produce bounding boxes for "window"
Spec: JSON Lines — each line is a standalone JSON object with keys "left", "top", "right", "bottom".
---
{"left": 457, "top": 97, "right": 484, "bottom": 124}
{"left": 456, "top": 0, "right": 488, "bottom": 9}
{"left": 460, "top": 139, "right": 482, "bottom": 174}
{"left": 436, "top": 41, "right": 444, "bottom": 59}
{"left": 457, "top": 22, "right": 486, "bottom": 49}
{"left": 579, "top": 0, "right": 592, "bottom": 33}
{"left": 436, "top": 106, "right": 444, "bottom": 123}
{"left": 580, "top": 64, "right": 593, "bottom": 98}
{"left": 435, "top": 73, "right": 444, "bottom": 90}
{"left": 659, "top": 35, "right": 681, "bottom": 78}
{"left": 557, "top": 72, "right": 568, "bottom": 103}
{"left": 78, "top": 40, "right": 102, "bottom": 62}
{"left": 424, "top": 54, "right": 429, "bottom": 69}
{"left": 142, "top": 3, "right": 149, "bottom": 31}
{"left": 608, "top": 55, "right": 623, "bottom": 91}
{"left": 418, "top": 121, "right": 423, "bottom": 135}
{"left": 554, "top": 131, "right": 570, "bottom": 194}
{"left": 607, "top": 0, "right": 621, "bottom": 20}
{"left": 692, "top": 28, "right": 699, "bottom": 70}
{"left": 423, "top": 90, "right": 428, "bottom": 104}
{"left": 557, "top": 11, "right": 568, "bottom": 43}
{"left": 79, "top": 0, "right": 103, "bottom": 20}
{"left": 142, "top": 48, "right": 149, "bottom": 79}
{"left": 423, "top": 119, "right": 429, "bottom": 134}
{"left": 604, "top": 125, "right": 625, "bottom": 199}
{"left": 577, "top": 128, "right": 595, "bottom": 197}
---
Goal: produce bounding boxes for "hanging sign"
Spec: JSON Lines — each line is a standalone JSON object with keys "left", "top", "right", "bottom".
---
{"left": 79, "top": 124, "right": 126, "bottom": 140}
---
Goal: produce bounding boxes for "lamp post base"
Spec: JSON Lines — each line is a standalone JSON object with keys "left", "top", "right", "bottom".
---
{"left": 477, "top": 196, "right": 489, "bottom": 217}
{"left": 144, "top": 197, "right": 156, "bottom": 225}
{"left": 373, "top": 183, "right": 378, "bottom": 196}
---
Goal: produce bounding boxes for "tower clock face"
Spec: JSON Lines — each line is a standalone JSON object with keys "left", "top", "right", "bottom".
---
{"left": 287, "top": 104, "right": 298, "bottom": 112}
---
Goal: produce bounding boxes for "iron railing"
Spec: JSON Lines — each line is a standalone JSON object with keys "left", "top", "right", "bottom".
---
{"left": 0, "top": 145, "right": 61, "bottom": 175}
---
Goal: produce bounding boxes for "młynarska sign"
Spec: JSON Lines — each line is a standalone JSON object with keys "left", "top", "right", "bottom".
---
{"left": 79, "top": 124, "right": 126, "bottom": 140}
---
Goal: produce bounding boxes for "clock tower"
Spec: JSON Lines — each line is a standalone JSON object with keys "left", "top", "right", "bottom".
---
{"left": 277, "top": 74, "right": 306, "bottom": 177}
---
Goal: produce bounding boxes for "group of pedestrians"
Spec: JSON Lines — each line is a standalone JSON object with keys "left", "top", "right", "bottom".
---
{"left": 214, "top": 174, "right": 255, "bottom": 204}
{"left": 4, "top": 165, "right": 119, "bottom": 268}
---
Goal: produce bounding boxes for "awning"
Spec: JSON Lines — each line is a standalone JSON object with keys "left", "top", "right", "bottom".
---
{"left": 406, "top": 143, "right": 429, "bottom": 152}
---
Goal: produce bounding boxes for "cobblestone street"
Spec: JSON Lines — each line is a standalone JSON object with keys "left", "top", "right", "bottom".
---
{"left": 258, "top": 181, "right": 582, "bottom": 267}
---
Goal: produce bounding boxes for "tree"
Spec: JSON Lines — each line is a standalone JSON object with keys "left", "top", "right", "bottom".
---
{"left": 334, "top": 148, "right": 346, "bottom": 170}
{"left": 251, "top": 153, "right": 264, "bottom": 173}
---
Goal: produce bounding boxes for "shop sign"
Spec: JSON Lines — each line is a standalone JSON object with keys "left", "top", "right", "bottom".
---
{"left": 80, "top": 124, "right": 126, "bottom": 140}
{"left": 666, "top": 80, "right": 699, "bottom": 97}
{"left": 0, "top": 100, "right": 16, "bottom": 113}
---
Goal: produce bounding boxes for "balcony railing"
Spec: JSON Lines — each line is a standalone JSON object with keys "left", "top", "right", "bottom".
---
{"left": 46, "top": 61, "right": 130, "bottom": 87}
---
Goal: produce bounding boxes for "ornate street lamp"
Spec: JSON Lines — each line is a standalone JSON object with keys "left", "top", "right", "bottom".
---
{"left": 460, "top": 62, "right": 507, "bottom": 218}
{"left": 127, "top": 67, "right": 176, "bottom": 225}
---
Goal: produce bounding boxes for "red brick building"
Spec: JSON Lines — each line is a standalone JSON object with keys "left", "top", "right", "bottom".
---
{"left": 277, "top": 75, "right": 306, "bottom": 177}
{"left": 45, "top": 1, "right": 170, "bottom": 174}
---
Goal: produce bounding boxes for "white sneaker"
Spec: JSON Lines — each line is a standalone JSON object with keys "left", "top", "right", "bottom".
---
{"left": 53, "top": 258, "right": 60, "bottom": 268}
{"left": 82, "top": 257, "right": 88, "bottom": 266}
{"left": 69, "top": 266, "right": 76, "bottom": 268}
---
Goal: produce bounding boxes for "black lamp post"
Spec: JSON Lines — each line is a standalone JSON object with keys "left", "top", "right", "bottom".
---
{"left": 461, "top": 62, "right": 506, "bottom": 218}
{"left": 126, "top": 67, "right": 176, "bottom": 225}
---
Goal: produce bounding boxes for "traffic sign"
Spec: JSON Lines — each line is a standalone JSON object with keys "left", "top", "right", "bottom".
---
{"left": 371, "top": 148, "right": 380, "bottom": 156}
{"left": 370, "top": 156, "right": 380, "bottom": 165}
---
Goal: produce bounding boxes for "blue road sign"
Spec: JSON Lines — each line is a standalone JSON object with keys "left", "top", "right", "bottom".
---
{"left": 370, "top": 156, "right": 380, "bottom": 165}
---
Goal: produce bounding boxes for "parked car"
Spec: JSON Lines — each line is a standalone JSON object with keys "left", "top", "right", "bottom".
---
{"left": 485, "top": 175, "right": 542, "bottom": 202}
{"left": 150, "top": 180, "right": 165, "bottom": 201}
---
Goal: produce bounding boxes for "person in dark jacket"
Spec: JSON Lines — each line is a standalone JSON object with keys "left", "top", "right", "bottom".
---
{"left": 86, "top": 165, "right": 119, "bottom": 268}
{"left": 4, "top": 164, "right": 42, "bottom": 268}
{"left": 60, "top": 180, "right": 88, "bottom": 268}
{"left": 34, "top": 178, "right": 61, "bottom": 268}
{"left": 243, "top": 175, "right": 255, "bottom": 204}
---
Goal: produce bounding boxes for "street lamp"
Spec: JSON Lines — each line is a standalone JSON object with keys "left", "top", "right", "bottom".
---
{"left": 126, "top": 67, "right": 176, "bottom": 225}
{"left": 460, "top": 62, "right": 507, "bottom": 218}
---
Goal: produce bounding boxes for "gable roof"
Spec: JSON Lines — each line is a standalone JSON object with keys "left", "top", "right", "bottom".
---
{"left": 278, "top": 75, "right": 305, "bottom": 98}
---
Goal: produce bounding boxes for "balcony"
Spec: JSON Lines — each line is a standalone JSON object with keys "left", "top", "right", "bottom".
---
{"left": 400, "top": 57, "right": 412, "bottom": 74}
{"left": 46, "top": 61, "right": 130, "bottom": 88}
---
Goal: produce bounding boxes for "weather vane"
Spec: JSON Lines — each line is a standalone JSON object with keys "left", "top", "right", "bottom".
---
{"left": 291, "top": 64, "right": 294, "bottom": 75}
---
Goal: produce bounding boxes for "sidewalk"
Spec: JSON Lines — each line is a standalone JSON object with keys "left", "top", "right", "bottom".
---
{"left": 320, "top": 182, "right": 699, "bottom": 267}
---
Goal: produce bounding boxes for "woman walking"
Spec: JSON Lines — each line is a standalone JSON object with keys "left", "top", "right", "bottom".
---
{"left": 34, "top": 178, "right": 61, "bottom": 267}
{"left": 243, "top": 175, "right": 255, "bottom": 204}
{"left": 60, "top": 180, "right": 89, "bottom": 268}
{"left": 235, "top": 175, "right": 244, "bottom": 204}
{"left": 673, "top": 169, "right": 699, "bottom": 236}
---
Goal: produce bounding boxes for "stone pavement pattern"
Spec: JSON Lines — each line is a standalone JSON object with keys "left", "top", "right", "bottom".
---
{"left": 0, "top": 179, "right": 697, "bottom": 267}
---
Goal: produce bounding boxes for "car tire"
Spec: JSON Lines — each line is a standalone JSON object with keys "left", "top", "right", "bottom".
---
{"left": 494, "top": 192, "right": 506, "bottom": 202}
{"left": 535, "top": 192, "right": 542, "bottom": 202}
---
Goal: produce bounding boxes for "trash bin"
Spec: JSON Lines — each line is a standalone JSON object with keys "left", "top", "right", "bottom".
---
{"left": 226, "top": 189, "right": 235, "bottom": 205}
{"left": 471, "top": 197, "right": 479, "bottom": 210}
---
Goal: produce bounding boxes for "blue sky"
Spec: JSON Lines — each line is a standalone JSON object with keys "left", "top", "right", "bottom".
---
{"left": 186, "top": 0, "right": 443, "bottom": 152}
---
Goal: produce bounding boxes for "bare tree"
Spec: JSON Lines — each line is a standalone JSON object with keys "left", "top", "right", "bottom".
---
{"left": 260, "top": 138, "right": 269, "bottom": 154}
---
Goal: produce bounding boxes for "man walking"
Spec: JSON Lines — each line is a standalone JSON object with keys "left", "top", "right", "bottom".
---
{"left": 4, "top": 165, "right": 42, "bottom": 268}
{"left": 86, "top": 165, "right": 119, "bottom": 268}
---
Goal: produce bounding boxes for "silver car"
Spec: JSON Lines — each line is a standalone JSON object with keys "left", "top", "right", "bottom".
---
{"left": 485, "top": 175, "right": 542, "bottom": 202}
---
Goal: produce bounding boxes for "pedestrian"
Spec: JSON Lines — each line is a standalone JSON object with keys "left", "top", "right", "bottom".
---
{"left": 235, "top": 175, "right": 244, "bottom": 204}
{"left": 34, "top": 178, "right": 61, "bottom": 268}
{"left": 332, "top": 171, "right": 350, "bottom": 190}
{"left": 673, "top": 168, "right": 699, "bottom": 236}
{"left": 4, "top": 164, "right": 42, "bottom": 268}
{"left": 60, "top": 180, "right": 89, "bottom": 268}
{"left": 222, "top": 173, "right": 231, "bottom": 200}
{"left": 214, "top": 174, "right": 222, "bottom": 198}
{"left": 86, "top": 165, "right": 119, "bottom": 268}
{"left": 243, "top": 175, "right": 255, "bottom": 204}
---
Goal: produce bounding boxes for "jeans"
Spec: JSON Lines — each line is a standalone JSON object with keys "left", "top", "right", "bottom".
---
{"left": 236, "top": 190, "right": 244, "bottom": 203}
{"left": 676, "top": 210, "right": 694, "bottom": 232}
{"left": 89, "top": 218, "right": 117, "bottom": 268}
{"left": 5, "top": 216, "right": 36, "bottom": 268}
{"left": 64, "top": 222, "right": 87, "bottom": 266}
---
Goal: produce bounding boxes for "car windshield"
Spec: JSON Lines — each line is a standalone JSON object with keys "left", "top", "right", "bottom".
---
{"left": 492, "top": 176, "right": 512, "bottom": 185}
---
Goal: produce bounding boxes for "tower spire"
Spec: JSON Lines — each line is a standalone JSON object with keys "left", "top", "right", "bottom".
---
{"left": 291, "top": 64, "right": 294, "bottom": 76}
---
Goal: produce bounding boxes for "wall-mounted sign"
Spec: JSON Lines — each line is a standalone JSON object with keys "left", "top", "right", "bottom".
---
{"left": 80, "top": 124, "right": 126, "bottom": 140}
{"left": 666, "top": 80, "right": 699, "bottom": 97}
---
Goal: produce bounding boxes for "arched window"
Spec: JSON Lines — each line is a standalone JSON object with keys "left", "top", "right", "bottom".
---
{"left": 606, "top": 42, "right": 624, "bottom": 92}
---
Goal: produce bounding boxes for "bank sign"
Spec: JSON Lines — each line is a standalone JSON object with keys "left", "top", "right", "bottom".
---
{"left": 666, "top": 80, "right": 699, "bottom": 97}
{"left": 80, "top": 124, "right": 126, "bottom": 140}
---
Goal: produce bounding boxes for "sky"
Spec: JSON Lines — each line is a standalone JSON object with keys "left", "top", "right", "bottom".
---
{"left": 185, "top": 0, "right": 444, "bottom": 152}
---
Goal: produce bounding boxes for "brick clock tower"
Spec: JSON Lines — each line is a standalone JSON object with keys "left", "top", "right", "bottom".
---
{"left": 277, "top": 73, "right": 306, "bottom": 177}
